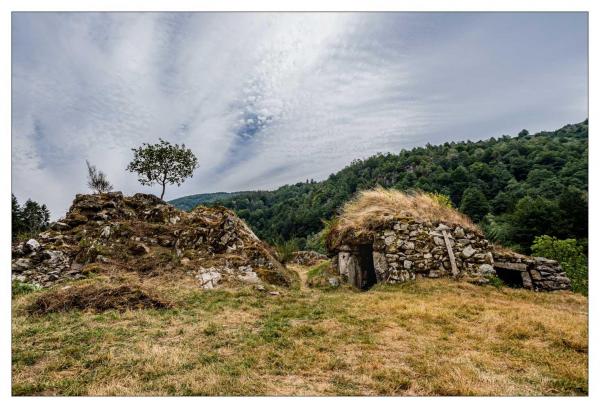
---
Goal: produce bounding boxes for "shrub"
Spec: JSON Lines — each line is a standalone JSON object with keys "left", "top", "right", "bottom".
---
{"left": 12, "top": 281, "right": 41, "bottom": 298}
{"left": 274, "top": 239, "right": 300, "bottom": 264}
{"left": 426, "top": 192, "right": 454, "bottom": 209}
{"left": 305, "top": 230, "right": 326, "bottom": 254}
{"left": 531, "top": 235, "right": 588, "bottom": 295}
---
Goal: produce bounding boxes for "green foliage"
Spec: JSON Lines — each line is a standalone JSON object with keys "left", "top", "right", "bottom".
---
{"left": 510, "top": 196, "right": 562, "bottom": 251}
{"left": 305, "top": 231, "right": 327, "bottom": 254}
{"left": 531, "top": 235, "right": 588, "bottom": 295}
{"left": 459, "top": 187, "right": 490, "bottom": 222}
{"left": 274, "top": 239, "right": 300, "bottom": 264}
{"left": 12, "top": 281, "right": 41, "bottom": 298}
{"left": 169, "top": 192, "right": 243, "bottom": 211}
{"left": 486, "top": 275, "right": 505, "bottom": 289}
{"left": 426, "top": 192, "right": 454, "bottom": 209}
{"left": 126, "top": 139, "right": 198, "bottom": 200}
{"left": 306, "top": 261, "right": 339, "bottom": 289}
{"left": 174, "top": 121, "right": 588, "bottom": 252}
{"left": 12, "top": 194, "right": 50, "bottom": 240}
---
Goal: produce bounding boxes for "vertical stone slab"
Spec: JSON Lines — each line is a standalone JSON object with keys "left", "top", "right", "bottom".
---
{"left": 346, "top": 255, "right": 362, "bottom": 288}
{"left": 373, "top": 251, "right": 388, "bottom": 282}
{"left": 338, "top": 252, "right": 351, "bottom": 279}
{"left": 521, "top": 271, "right": 533, "bottom": 290}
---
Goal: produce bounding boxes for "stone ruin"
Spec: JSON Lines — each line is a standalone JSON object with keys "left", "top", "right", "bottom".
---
{"left": 12, "top": 192, "right": 296, "bottom": 290}
{"left": 493, "top": 248, "right": 571, "bottom": 291}
{"left": 327, "top": 218, "right": 571, "bottom": 291}
{"left": 289, "top": 250, "right": 328, "bottom": 266}
{"left": 328, "top": 219, "right": 494, "bottom": 289}
{"left": 325, "top": 189, "right": 571, "bottom": 292}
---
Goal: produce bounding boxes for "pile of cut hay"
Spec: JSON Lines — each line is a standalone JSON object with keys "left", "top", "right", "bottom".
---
{"left": 27, "top": 283, "right": 172, "bottom": 314}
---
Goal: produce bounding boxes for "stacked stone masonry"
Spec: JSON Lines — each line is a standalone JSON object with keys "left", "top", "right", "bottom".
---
{"left": 493, "top": 251, "right": 571, "bottom": 291}
{"left": 330, "top": 219, "right": 571, "bottom": 291}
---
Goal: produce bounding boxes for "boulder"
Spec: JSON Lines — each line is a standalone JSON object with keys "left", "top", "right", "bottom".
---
{"left": 25, "top": 239, "right": 41, "bottom": 253}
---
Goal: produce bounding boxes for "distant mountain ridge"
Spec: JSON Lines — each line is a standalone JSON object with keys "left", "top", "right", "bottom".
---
{"left": 169, "top": 192, "right": 244, "bottom": 211}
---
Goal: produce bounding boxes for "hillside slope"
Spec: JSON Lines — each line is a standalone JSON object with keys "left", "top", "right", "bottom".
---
{"left": 191, "top": 121, "right": 587, "bottom": 252}
{"left": 169, "top": 192, "right": 243, "bottom": 211}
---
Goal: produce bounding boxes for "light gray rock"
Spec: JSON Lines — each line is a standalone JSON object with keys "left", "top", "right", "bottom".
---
{"left": 402, "top": 241, "right": 415, "bottom": 250}
{"left": 25, "top": 239, "right": 41, "bottom": 252}
{"left": 373, "top": 251, "right": 388, "bottom": 279}
{"left": 237, "top": 266, "right": 260, "bottom": 284}
{"left": 478, "top": 264, "right": 495, "bottom": 275}
{"left": 337, "top": 252, "right": 352, "bottom": 278}
{"left": 494, "top": 261, "right": 528, "bottom": 272}
{"left": 462, "top": 245, "right": 476, "bottom": 258}
{"left": 100, "top": 226, "right": 111, "bottom": 238}
{"left": 454, "top": 227, "right": 465, "bottom": 238}
{"left": 196, "top": 268, "right": 223, "bottom": 289}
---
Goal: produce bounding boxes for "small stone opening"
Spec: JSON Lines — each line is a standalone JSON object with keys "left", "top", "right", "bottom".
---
{"left": 357, "top": 244, "right": 377, "bottom": 290}
{"left": 495, "top": 267, "right": 524, "bottom": 288}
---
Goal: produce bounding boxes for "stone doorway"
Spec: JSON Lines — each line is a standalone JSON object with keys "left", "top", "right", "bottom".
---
{"left": 357, "top": 244, "right": 377, "bottom": 290}
{"left": 495, "top": 267, "right": 524, "bottom": 288}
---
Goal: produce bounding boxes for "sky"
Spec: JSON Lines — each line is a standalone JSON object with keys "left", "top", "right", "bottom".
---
{"left": 12, "top": 12, "right": 588, "bottom": 218}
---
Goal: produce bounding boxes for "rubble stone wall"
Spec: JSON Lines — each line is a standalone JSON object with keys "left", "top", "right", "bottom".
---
{"left": 492, "top": 250, "right": 571, "bottom": 291}
{"left": 332, "top": 220, "right": 494, "bottom": 286}
{"left": 12, "top": 192, "right": 295, "bottom": 289}
{"left": 331, "top": 218, "right": 571, "bottom": 291}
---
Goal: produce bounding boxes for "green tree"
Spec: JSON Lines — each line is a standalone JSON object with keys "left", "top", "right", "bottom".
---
{"left": 14, "top": 197, "right": 50, "bottom": 238}
{"left": 459, "top": 187, "right": 489, "bottom": 222}
{"left": 127, "top": 139, "right": 198, "bottom": 200}
{"left": 511, "top": 196, "right": 560, "bottom": 252}
{"left": 12, "top": 194, "right": 23, "bottom": 239}
{"left": 531, "top": 235, "right": 587, "bottom": 295}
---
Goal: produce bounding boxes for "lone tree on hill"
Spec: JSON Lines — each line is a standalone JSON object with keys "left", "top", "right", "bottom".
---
{"left": 86, "top": 160, "right": 113, "bottom": 194}
{"left": 126, "top": 139, "right": 198, "bottom": 200}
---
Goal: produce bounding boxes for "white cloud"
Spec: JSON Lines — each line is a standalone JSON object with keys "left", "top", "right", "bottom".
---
{"left": 12, "top": 12, "right": 587, "bottom": 218}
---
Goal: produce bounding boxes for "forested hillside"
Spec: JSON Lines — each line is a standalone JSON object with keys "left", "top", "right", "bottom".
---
{"left": 169, "top": 192, "right": 242, "bottom": 211}
{"left": 177, "top": 121, "right": 588, "bottom": 253}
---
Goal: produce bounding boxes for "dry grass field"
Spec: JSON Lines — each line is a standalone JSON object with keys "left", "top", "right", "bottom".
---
{"left": 12, "top": 263, "right": 588, "bottom": 396}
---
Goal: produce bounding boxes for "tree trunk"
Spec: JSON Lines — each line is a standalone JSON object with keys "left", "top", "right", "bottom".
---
{"left": 160, "top": 183, "right": 166, "bottom": 200}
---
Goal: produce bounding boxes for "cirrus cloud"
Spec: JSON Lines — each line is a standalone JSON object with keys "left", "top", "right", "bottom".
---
{"left": 12, "top": 12, "right": 588, "bottom": 218}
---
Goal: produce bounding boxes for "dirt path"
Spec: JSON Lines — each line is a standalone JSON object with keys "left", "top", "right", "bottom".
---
{"left": 287, "top": 264, "right": 310, "bottom": 291}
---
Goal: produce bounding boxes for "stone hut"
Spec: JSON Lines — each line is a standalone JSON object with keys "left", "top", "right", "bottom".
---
{"left": 325, "top": 188, "right": 570, "bottom": 291}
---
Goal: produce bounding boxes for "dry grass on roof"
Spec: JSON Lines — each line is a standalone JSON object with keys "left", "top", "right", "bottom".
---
{"left": 332, "top": 187, "right": 480, "bottom": 238}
